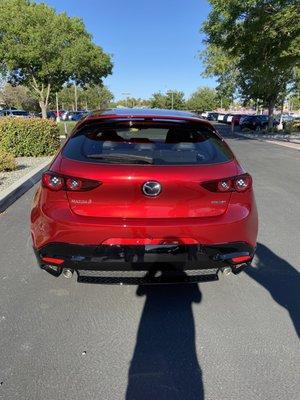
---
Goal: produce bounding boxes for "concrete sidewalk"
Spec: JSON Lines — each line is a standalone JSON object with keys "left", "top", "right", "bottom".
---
{"left": 0, "top": 159, "right": 49, "bottom": 212}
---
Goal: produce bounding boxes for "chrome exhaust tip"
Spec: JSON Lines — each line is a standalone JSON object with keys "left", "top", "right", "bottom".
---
{"left": 62, "top": 268, "right": 73, "bottom": 279}
{"left": 222, "top": 267, "right": 232, "bottom": 276}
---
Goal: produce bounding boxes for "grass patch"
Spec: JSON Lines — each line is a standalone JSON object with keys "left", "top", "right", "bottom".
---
{"left": 57, "top": 121, "right": 77, "bottom": 137}
{"left": 0, "top": 148, "right": 17, "bottom": 172}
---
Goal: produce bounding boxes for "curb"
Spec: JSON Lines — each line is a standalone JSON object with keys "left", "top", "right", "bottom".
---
{"left": 0, "top": 159, "right": 50, "bottom": 213}
{"left": 234, "top": 132, "right": 300, "bottom": 150}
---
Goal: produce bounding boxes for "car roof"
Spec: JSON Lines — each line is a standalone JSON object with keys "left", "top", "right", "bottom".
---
{"left": 74, "top": 108, "right": 216, "bottom": 132}
{"left": 1, "top": 109, "right": 27, "bottom": 112}
{"left": 86, "top": 108, "right": 200, "bottom": 120}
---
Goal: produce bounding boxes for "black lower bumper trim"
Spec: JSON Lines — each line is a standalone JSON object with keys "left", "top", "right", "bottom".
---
{"left": 34, "top": 242, "right": 255, "bottom": 275}
{"left": 76, "top": 270, "right": 219, "bottom": 285}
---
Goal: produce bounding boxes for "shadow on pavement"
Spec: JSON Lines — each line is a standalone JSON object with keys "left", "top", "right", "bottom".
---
{"left": 213, "top": 123, "right": 254, "bottom": 140}
{"left": 245, "top": 243, "right": 300, "bottom": 338}
{"left": 126, "top": 271, "right": 204, "bottom": 400}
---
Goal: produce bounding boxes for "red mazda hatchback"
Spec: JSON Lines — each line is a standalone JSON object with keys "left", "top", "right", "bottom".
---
{"left": 31, "top": 109, "right": 258, "bottom": 283}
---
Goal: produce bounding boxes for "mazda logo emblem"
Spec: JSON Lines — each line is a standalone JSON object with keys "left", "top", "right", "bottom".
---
{"left": 142, "top": 181, "right": 162, "bottom": 197}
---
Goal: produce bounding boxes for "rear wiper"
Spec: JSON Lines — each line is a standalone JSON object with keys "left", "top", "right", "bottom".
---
{"left": 86, "top": 153, "right": 153, "bottom": 164}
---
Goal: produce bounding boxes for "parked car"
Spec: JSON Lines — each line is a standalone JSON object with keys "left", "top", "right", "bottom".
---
{"left": 45, "top": 111, "right": 57, "bottom": 120}
{"left": 217, "top": 113, "right": 226, "bottom": 122}
{"left": 281, "top": 114, "right": 295, "bottom": 123}
{"left": 207, "top": 112, "right": 219, "bottom": 121}
{"left": 29, "top": 112, "right": 42, "bottom": 118}
{"left": 240, "top": 115, "right": 279, "bottom": 131}
{"left": 201, "top": 111, "right": 211, "bottom": 119}
{"left": 232, "top": 114, "right": 246, "bottom": 126}
{"left": 66, "top": 111, "right": 87, "bottom": 121}
{"left": 226, "top": 114, "right": 234, "bottom": 124}
{"left": 0, "top": 109, "right": 30, "bottom": 118}
{"left": 61, "top": 110, "right": 86, "bottom": 121}
{"left": 31, "top": 108, "right": 258, "bottom": 283}
{"left": 46, "top": 110, "right": 65, "bottom": 120}
{"left": 239, "top": 115, "right": 253, "bottom": 125}
{"left": 223, "top": 114, "right": 234, "bottom": 124}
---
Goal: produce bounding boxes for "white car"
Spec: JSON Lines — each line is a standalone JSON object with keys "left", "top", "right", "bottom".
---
{"left": 217, "top": 114, "right": 225, "bottom": 122}
{"left": 201, "top": 111, "right": 211, "bottom": 119}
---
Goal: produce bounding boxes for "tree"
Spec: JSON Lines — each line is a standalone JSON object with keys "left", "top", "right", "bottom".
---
{"left": 150, "top": 90, "right": 186, "bottom": 110}
{"left": 202, "top": 1, "right": 300, "bottom": 127}
{"left": 57, "top": 85, "right": 114, "bottom": 110}
{"left": 186, "top": 87, "right": 219, "bottom": 111}
{"left": 200, "top": 44, "right": 238, "bottom": 106}
{"left": 150, "top": 92, "right": 167, "bottom": 109}
{"left": 1, "top": 84, "right": 39, "bottom": 111}
{"left": 0, "top": 0, "right": 112, "bottom": 118}
{"left": 289, "top": 94, "right": 300, "bottom": 111}
{"left": 115, "top": 97, "right": 151, "bottom": 108}
{"left": 82, "top": 85, "right": 114, "bottom": 110}
{"left": 56, "top": 86, "right": 77, "bottom": 111}
{"left": 287, "top": 67, "right": 300, "bottom": 111}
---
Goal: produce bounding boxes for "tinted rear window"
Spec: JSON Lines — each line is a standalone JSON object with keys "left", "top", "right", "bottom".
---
{"left": 62, "top": 120, "right": 233, "bottom": 165}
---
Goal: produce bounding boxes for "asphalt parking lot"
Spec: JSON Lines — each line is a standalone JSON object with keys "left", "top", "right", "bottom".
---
{"left": 0, "top": 124, "right": 299, "bottom": 400}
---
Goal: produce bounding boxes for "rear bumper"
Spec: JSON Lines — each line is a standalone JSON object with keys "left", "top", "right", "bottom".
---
{"left": 34, "top": 241, "right": 255, "bottom": 276}
{"left": 31, "top": 192, "right": 258, "bottom": 250}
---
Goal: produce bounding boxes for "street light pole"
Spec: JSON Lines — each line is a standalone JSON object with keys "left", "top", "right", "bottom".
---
{"left": 164, "top": 86, "right": 174, "bottom": 110}
{"left": 121, "top": 92, "right": 131, "bottom": 108}
{"left": 74, "top": 83, "right": 78, "bottom": 111}
{"left": 56, "top": 92, "right": 60, "bottom": 122}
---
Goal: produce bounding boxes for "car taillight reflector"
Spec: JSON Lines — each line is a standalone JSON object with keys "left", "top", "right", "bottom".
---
{"left": 41, "top": 256, "right": 64, "bottom": 265}
{"left": 231, "top": 255, "right": 252, "bottom": 264}
{"left": 201, "top": 173, "right": 252, "bottom": 193}
{"left": 42, "top": 172, "right": 101, "bottom": 192}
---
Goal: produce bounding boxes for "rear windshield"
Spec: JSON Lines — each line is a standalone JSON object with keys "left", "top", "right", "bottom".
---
{"left": 62, "top": 120, "right": 233, "bottom": 165}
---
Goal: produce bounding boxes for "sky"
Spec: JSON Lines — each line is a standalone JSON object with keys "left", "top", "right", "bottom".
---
{"left": 38, "top": 0, "right": 215, "bottom": 100}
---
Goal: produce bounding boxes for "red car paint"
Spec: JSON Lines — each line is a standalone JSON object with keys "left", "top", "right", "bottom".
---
{"left": 31, "top": 109, "right": 258, "bottom": 278}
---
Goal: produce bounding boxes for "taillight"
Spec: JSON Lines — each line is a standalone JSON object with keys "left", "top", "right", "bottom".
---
{"left": 42, "top": 172, "right": 101, "bottom": 192}
{"left": 201, "top": 173, "right": 252, "bottom": 193}
{"left": 66, "top": 177, "right": 82, "bottom": 191}
{"left": 234, "top": 174, "right": 252, "bottom": 192}
{"left": 217, "top": 179, "right": 232, "bottom": 192}
{"left": 42, "top": 173, "right": 64, "bottom": 191}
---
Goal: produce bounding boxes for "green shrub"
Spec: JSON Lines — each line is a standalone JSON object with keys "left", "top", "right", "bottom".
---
{"left": 0, "top": 117, "right": 60, "bottom": 157}
{"left": 266, "top": 126, "right": 277, "bottom": 134}
{"left": 0, "top": 148, "right": 17, "bottom": 172}
{"left": 284, "top": 120, "right": 300, "bottom": 133}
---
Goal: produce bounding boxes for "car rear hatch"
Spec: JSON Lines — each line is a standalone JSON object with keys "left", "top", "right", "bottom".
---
{"left": 62, "top": 161, "right": 237, "bottom": 218}
{"left": 60, "top": 117, "right": 237, "bottom": 219}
